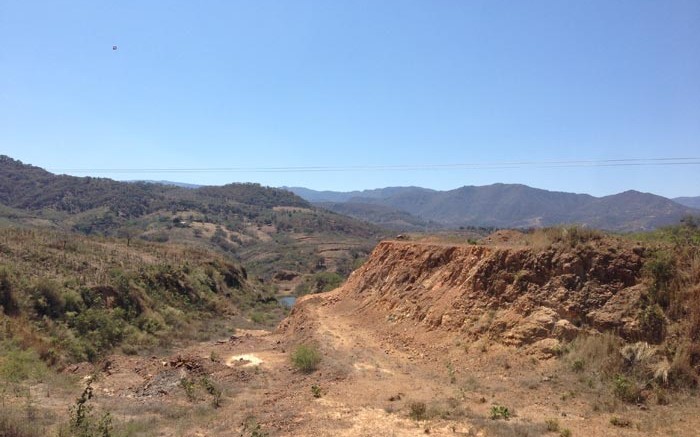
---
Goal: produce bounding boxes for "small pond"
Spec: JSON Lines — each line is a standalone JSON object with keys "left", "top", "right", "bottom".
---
{"left": 278, "top": 296, "right": 297, "bottom": 308}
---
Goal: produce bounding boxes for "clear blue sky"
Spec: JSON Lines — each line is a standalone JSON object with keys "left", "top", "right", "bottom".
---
{"left": 1, "top": 0, "right": 699, "bottom": 197}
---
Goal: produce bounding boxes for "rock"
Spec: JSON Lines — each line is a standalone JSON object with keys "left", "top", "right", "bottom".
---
{"left": 502, "top": 307, "right": 557, "bottom": 346}
{"left": 587, "top": 284, "right": 644, "bottom": 339}
{"left": 531, "top": 338, "right": 562, "bottom": 358}
{"left": 553, "top": 319, "right": 580, "bottom": 341}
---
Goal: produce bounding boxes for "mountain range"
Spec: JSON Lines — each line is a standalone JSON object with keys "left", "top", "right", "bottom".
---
{"left": 1, "top": 154, "right": 696, "bottom": 240}
{"left": 286, "top": 185, "right": 700, "bottom": 232}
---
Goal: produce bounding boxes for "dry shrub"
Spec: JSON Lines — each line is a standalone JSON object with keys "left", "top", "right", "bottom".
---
{"left": 525, "top": 226, "right": 603, "bottom": 251}
{"left": 408, "top": 401, "right": 427, "bottom": 421}
{"left": 0, "top": 409, "right": 43, "bottom": 437}
{"left": 621, "top": 342, "right": 656, "bottom": 367}
{"left": 669, "top": 342, "right": 700, "bottom": 388}
{"left": 566, "top": 333, "right": 623, "bottom": 376}
{"left": 470, "top": 416, "right": 546, "bottom": 437}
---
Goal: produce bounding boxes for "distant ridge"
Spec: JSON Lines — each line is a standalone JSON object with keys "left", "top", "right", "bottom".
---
{"left": 674, "top": 196, "right": 700, "bottom": 209}
{"left": 129, "top": 180, "right": 202, "bottom": 189}
{"left": 288, "top": 185, "right": 700, "bottom": 232}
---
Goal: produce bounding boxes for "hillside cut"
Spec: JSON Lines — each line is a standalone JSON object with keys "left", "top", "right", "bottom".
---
{"left": 331, "top": 237, "right": 648, "bottom": 352}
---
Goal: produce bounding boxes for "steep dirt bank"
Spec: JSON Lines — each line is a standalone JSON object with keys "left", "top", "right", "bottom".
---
{"left": 272, "top": 235, "right": 700, "bottom": 436}
{"left": 317, "top": 238, "right": 646, "bottom": 353}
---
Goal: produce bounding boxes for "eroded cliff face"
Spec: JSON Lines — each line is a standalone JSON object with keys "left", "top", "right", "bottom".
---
{"left": 336, "top": 239, "right": 647, "bottom": 350}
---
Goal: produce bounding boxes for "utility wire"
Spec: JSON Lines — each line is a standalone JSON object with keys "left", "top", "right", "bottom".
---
{"left": 49, "top": 157, "right": 700, "bottom": 174}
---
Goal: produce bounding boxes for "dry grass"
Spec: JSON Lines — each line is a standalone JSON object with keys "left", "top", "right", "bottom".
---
{"left": 564, "top": 333, "right": 623, "bottom": 377}
{"left": 523, "top": 226, "right": 604, "bottom": 251}
{"left": 0, "top": 409, "right": 45, "bottom": 437}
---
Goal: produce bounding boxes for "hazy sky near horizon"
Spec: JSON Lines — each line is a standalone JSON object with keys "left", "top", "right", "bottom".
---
{"left": 1, "top": 1, "right": 699, "bottom": 197}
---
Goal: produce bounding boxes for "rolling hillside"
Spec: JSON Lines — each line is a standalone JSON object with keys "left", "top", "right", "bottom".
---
{"left": 0, "top": 156, "right": 382, "bottom": 281}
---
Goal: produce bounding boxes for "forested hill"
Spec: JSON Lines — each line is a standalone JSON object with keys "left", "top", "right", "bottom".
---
{"left": 0, "top": 155, "right": 305, "bottom": 217}
{"left": 0, "top": 155, "right": 382, "bottom": 281}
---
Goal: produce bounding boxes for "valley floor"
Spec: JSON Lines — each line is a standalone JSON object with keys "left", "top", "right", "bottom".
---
{"left": 11, "top": 287, "right": 700, "bottom": 437}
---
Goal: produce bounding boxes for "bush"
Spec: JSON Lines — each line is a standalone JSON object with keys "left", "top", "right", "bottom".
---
{"left": 201, "top": 376, "right": 223, "bottom": 407}
{"left": 408, "top": 401, "right": 427, "bottom": 421}
{"left": 69, "top": 309, "right": 127, "bottom": 361}
{"left": 180, "top": 377, "right": 196, "bottom": 402}
{"left": 610, "top": 416, "right": 632, "bottom": 428}
{"left": 490, "top": 404, "right": 511, "bottom": 420}
{"left": 545, "top": 418, "right": 560, "bottom": 431}
{"left": 0, "top": 341, "right": 48, "bottom": 383}
{"left": 291, "top": 344, "right": 321, "bottom": 373}
{"left": 644, "top": 251, "right": 675, "bottom": 307}
{"left": 250, "top": 311, "right": 266, "bottom": 324}
{"left": 294, "top": 272, "right": 345, "bottom": 296}
{"left": 59, "top": 380, "right": 113, "bottom": 437}
{"left": 612, "top": 375, "right": 641, "bottom": 403}
{"left": 0, "top": 268, "right": 18, "bottom": 315}
{"left": 32, "top": 279, "right": 65, "bottom": 318}
{"left": 669, "top": 343, "right": 700, "bottom": 388}
{"left": 639, "top": 304, "right": 666, "bottom": 343}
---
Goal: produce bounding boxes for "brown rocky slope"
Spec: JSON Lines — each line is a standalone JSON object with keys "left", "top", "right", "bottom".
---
{"left": 305, "top": 235, "right": 648, "bottom": 355}
{"left": 273, "top": 229, "right": 700, "bottom": 435}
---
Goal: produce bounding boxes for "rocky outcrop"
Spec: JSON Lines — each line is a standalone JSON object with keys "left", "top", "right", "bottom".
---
{"left": 336, "top": 239, "right": 646, "bottom": 348}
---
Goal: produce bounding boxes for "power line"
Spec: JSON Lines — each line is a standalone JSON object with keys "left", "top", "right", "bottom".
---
{"left": 49, "top": 157, "right": 700, "bottom": 174}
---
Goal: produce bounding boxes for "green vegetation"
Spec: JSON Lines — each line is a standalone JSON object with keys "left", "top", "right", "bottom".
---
{"left": 638, "top": 303, "right": 666, "bottom": 343}
{"left": 201, "top": 376, "right": 223, "bottom": 408}
{"left": 612, "top": 375, "right": 641, "bottom": 403}
{"left": 571, "top": 359, "right": 585, "bottom": 373}
{"left": 0, "top": 227, "right": 258, "bottom": 366}
{"left": 58, "top": 380, "right": 113, "bottom": 437}
{"left": 0, "top": 340, "right": 49, "bottom": 383}
{"left": 489, "top": 404, "right": 511, "bottom": 420}
{"left": 242, "top": 417, "right": 269, "bottom": 437}
{"left": 311, "top": 384, "right": 322, "bottom": 398}
{"left": 180, "top": 377, "right": 197, "bottom": 402}
{"left": 294, "top": 271, "right": 346, "bottom": 295}
{"left": 291, "top": 344, "right": 322, "bottom": 373}
{"left": 0, "top": 267, "right": 19, "bottom": 315}
{"left": 0, "top": 155, "right": 382, "bottom": 285}
{"left": 634, "top": 220, "right": 700, "bottom": 387}
{"left": 446, "top": 362, "right": 457, "bottom": 384}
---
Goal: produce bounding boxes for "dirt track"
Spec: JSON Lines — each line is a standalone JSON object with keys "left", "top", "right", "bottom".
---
{"left": 27, "top": 274, "right": 700, "bottom": 437}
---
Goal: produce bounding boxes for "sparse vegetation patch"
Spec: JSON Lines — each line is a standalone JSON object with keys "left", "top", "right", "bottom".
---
{"left": 291, "top": 344, "right": 322, "bottom": 373}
